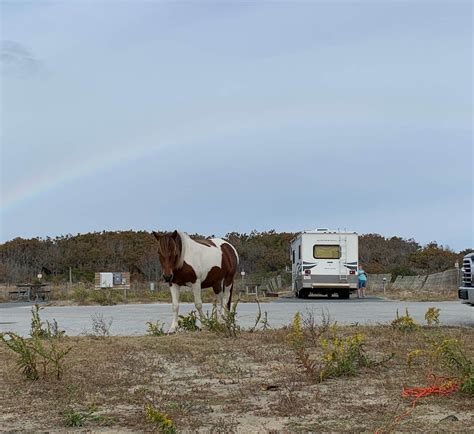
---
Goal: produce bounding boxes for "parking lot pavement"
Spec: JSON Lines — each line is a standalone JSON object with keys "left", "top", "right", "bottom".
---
{"left": 0, "top": 298, "right": 472, "bottom": 336}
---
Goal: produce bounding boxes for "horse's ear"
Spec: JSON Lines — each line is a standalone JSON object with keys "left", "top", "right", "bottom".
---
{"left": 152, "top": 231, "right": 161, "bottom": 242}
{"left": 171, "top": 230, "right": 178, "bottom": 240}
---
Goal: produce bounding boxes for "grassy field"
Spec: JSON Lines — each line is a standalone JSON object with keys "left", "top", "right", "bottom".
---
{"left": 0, "top": 307, "right": 473, "bottom": 433}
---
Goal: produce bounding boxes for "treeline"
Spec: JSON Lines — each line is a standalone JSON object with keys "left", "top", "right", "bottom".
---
{"left": 0, "top": 230, "right": 469, "bottom": 284}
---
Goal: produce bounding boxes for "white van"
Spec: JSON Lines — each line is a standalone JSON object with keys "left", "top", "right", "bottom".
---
{"left": 290, "top": 229, "right": 358, "bottom": 299}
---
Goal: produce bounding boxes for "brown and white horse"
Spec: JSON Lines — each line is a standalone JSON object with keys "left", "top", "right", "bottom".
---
{"left": 152, "top": 230, "right": 239, "bottom": 333}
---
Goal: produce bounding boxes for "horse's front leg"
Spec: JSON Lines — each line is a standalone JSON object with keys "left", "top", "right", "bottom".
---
{"left": 191, "top": 280, "right": 204, "bottom": 320}
{"left": 217, "top": 281, "right": 226, "bottom": 321}
{"left": 168, "top": 283, "right": 180, "bottom": 333}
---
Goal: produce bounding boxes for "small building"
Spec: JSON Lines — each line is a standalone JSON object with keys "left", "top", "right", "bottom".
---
{"left": 94, "top": 272, "right": 131, "bottom": 290}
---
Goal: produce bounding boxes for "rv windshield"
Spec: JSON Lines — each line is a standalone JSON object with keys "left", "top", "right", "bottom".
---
{"left": 313, "top": 245, "right": 341, "bottom": 259}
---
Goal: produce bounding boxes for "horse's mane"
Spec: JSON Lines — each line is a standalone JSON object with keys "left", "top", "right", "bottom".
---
{"left": 157, "top": 231, "right": 186, "bottom": 268}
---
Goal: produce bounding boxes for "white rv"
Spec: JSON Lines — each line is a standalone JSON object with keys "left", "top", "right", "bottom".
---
{"left": 290, "top": 229, "right": 358, "bottom": 299}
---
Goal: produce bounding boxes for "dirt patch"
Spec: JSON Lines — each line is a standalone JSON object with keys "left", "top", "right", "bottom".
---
{"left": 0, "top": 325, "right": 473, "bottom": 432}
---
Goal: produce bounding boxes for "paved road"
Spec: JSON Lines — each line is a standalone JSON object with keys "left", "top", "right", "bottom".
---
{"left": 0, "top": 298, "right": 472, "bottom": 336}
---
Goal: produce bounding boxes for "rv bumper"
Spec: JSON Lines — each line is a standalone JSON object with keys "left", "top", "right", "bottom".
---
{"left": 295, "top": 274, "right": 358, "bottom": 292}
{"left": 311, "top": 283, "right": 351, "bottom": 289}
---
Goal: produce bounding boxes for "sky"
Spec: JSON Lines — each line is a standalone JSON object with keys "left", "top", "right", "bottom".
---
{"left": 0, "top": 1, "right": 472, "bottom": 251}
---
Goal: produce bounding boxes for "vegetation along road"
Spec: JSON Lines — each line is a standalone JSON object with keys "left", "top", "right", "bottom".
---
{"left": 1, "top": 299, "right": 472, "bottom": 337}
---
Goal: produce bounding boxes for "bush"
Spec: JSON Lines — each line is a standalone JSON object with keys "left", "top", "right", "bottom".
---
{"left": 391, "top": 308, "right": 419, "bottom": 332}
{"left": 90, "top": 289, "right": 122, "bottom": 306}
{"left": 287, "top": 311, "right": 390, "bottom": 383}
{"left": 146, "top": 321, "right": 166, "bottom": 336}
{"left": 201, "top": 302, "right": 240, "bottom": 338}
{"left": 178, "top": 310, "right": 200, "bottom": 332}
{"left": 0, "top": 305, "right": 72, "bottom": 380}
{"left": 145, "top": 403, "right": 176, "bottom": 434}
{"left": 435, "top": 339, "right": 474, "bottom": 395}
{"left": 318, "top": 334, "right": 374, "bottom": 381}
{"left": 89, "top": 314, "right": 113, "bottom": 337}
{"left": 71, "top": 286, "right": 89, "bottom": 303}
{"left": 424, "top": 307, "right": 440, "bottom": 326}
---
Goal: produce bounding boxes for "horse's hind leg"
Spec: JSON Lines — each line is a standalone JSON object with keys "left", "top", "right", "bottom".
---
{"left": 223, "top": 281, "right": 233, "bottom": 311}
{"left": 214, "top": 281, "right": 225, "bottom": 321}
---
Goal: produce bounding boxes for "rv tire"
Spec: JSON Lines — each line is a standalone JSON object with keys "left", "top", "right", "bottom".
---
{"left": 297, "top": 289, "right": 309, "bottom": 299}
{"left": 338, "top": 290, "right": 350, "bottom": 299}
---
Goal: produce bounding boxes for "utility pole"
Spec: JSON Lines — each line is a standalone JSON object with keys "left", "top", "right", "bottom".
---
{"left": 69, "top": 267, "right": 72, "bottom": 287}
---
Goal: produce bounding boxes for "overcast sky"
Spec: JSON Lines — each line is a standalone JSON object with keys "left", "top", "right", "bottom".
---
{"left": 0, "top": 1, "right": 472, "bottom": 250}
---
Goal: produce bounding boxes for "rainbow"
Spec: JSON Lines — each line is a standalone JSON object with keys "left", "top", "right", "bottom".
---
{"left": 2, "top": 105, "right": 298, "bottom": 214}
{"left": 2, "top": 140, "right": 166, "bottom": 214}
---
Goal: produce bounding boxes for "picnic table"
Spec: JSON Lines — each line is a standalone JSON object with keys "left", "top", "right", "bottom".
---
{"left": 9, "top": 283, "right": 50, "bottom": 302}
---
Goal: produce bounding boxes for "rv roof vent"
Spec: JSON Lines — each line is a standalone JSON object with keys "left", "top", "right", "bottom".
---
{"left": 316, "top": 228, "right": 329, "bottom": 231}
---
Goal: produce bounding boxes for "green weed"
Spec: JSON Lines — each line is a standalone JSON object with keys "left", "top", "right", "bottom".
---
{"left": 145, "top": 403, "right": 176, "bottom": 434}
{"left": 146, "top": 321, "right": 166, "bottom": 336}
{"left": 0, "top": 306, "right": 71, "bottom": 380}
{"left": 424, "top": 307, "right": 441, "bottom": 326}
{"left": 178, "top": 310, "right": 200, "bottom": 332}
{"left": 391, "top": 308, "right": 419, "bottom": 332}
{"left": 201, "top": 301, "right": 240, "bottom": 338}
{"left": 435, "top": 338, "right": 474, "bottom": 395}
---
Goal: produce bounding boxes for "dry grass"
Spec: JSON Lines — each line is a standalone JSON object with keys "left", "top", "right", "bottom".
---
{"left": 38, "top": 286, "right": 270, "bottom": 307}
{"left": 0, "top": 325, "right": 473, "bottom": 432}
{"left": 374, "top": 288, "right": 458, "bottom": 301}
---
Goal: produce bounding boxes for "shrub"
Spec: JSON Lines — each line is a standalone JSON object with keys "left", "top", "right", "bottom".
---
{"left": 406, "top": 349, "right": 426, "bottom": 368}
{"left": 424, "top": 307, "right": 440, "bottom": 326}
{"left": 63, "top": 405, "right": 104, "bottom": 428}
{"left": 71, "top": 286, "right": 89, "bottom": 303}
{"left": 178, "top": 310, "right": 200, "bottom": 332}
{"left": 391, "top": 308, "right": 419, "bottom": 332}
{"left": 287, "top": 311, "right": 389, "bottom": 383}
{"left": 146, "top": 321, "right": 166, "bottom": 336}
{"left": 318, "top": 334, "right": 374, "bottom": 381}
{"left": 89, "top": 314, "right": 113, "bottom": 337}
{"left": 287, "top": 312, "right": 304, "bottom": 350}
{"left": 145, "top": 403, "right": 176, "bottom": 434}
{"left": 0, "top": 306, "right": 72, "bottom": 380}
{"left": 90, "top": 289, "right": 122, "bottom": 306}
{"left": 64, "top": 408, "right": 87, "bottom": 427}
{"left": 201, "top": 301, "right": 240, "bottom": 338}
{"left": 0, "top": 332, "right": 39, "bottom": 380}
{"left": 249, "top": 298, "right": 270, "bottom": 332}
{"left": 435, "top": 338, "right": 474, "bottom": 395}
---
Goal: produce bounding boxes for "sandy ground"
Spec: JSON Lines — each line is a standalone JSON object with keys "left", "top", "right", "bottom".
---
{"left": 0, "top": 321, "right": 473, "bottom": 433}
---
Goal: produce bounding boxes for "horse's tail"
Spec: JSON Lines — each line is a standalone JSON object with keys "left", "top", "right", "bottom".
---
{"left": 227, "top": 282, "right": 233, "bottom": 311}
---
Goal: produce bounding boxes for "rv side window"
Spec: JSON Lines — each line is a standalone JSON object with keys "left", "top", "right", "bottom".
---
{"left": 292, "top": 250, "right": 295, "bottom": 264}
{"left": 298, "top": 245, "right": 301, "bottom": 260}
{"left": 313, "top": 244, "right": 341, "bottom": 259}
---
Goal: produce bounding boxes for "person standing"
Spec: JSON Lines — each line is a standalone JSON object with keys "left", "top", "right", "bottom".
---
{"left": 357, "top": 265, "right": 368, "bottom": 298}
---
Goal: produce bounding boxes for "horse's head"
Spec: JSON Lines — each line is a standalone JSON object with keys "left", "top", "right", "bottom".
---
{"left": 152, "top": 230, "right": 181, "bottom": 283}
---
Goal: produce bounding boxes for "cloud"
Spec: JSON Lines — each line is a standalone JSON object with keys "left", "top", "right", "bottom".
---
{"left": 0, "top": 40, "right": 41, "bottom": 78}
